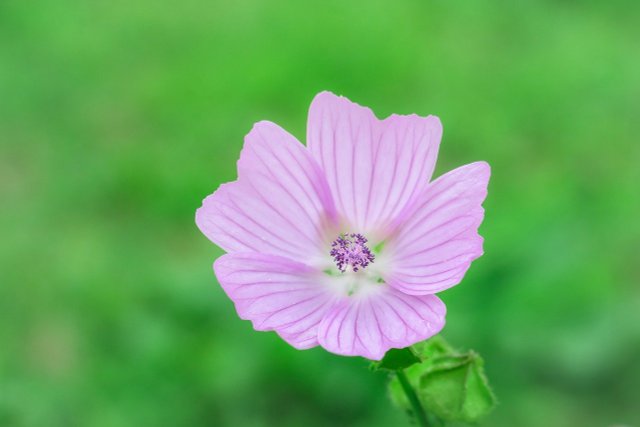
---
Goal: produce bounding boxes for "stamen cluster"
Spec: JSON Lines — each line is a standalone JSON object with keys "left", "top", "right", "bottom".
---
{"left": 330, "top": 233, "right": 375, "bottom": 273}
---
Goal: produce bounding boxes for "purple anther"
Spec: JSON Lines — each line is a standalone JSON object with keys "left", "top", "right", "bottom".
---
{"left": 330, "top": 233, "right": 375, "bottom": 273}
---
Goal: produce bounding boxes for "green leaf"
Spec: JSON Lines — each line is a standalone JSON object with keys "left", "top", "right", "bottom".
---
{"left": 371, "top": 347, "right": 421, "bottom": 371}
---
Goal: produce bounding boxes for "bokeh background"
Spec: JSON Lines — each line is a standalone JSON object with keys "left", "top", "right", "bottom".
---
{"left": 1, "top": 1, "right": 639, "bottom": 426}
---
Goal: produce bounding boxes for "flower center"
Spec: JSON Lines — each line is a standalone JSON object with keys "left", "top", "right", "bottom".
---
{"left": 330, "top": 233, "right": 375, "bottom": 273}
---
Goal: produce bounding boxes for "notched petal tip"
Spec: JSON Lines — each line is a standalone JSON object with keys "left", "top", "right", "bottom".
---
{"left": 194, "top": 183, "right": 235, "bottom": 243}
{"left": 212, "top": 253, "right": 232, "bottom": 279}
{"left": 383, "top": 112, "right": 442, "bottom": 128}
{"left": 311, "top": 92, "right": 442, "bottom": 127}
{"left": 239, "top": 120, "right": 302, "bottom": 172}
{"left": 468, "top": 160, "right": 492, "bottom": 179}
{"left": 309, "top": 90, "right": 378, "bottom": 119}
{"left": 310, "top": 90, "right": 348, "bottom": 104}
{"left": 243, "top": 120, "right": 288, "bottom": 146}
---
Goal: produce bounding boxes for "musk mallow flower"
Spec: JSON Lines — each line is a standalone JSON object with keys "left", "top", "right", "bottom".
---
{"left": 196, "top": 92, "right": 490, "bottom": 360}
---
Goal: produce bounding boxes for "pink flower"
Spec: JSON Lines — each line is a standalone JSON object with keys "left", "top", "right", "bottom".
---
{"left": 196, "top": 92, "right": 490, "bottom": 360}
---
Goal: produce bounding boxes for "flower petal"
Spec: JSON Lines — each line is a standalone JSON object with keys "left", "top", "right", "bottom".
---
{"left": 307, "top": 91, "right": 442, "bottom": 234}
{"left": 196, "top": 121, "right": 336, "bottom": 261}
{"left": 214, "top": 253, "right": 337, "bottom": 349}
{"left": 317, "top": 287, "right": 446, "bottom": 360}
{"left": 386, "top": 162, "right": 490, "bottom": 295}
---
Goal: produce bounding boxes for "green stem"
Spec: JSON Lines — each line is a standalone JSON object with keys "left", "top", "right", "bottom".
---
{"left": 396, "top": 369, "right": 431, "bottom": 427}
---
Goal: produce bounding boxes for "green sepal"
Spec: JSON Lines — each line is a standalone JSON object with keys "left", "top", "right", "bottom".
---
{"left": 412, "top": 335, "right": 455, "bottom": 359}
{"left": 370, "top": 347, "right": 421, "bottom": 371}
{"left": 459, "top": 355, "right": 496, "bottom": 422}
{"left": 419, "top": 352, "right": 496, "bottom": 422}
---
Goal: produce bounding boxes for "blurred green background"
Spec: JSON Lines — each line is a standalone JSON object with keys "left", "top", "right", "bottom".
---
{"left": 1, "top": 1, "right": 639, "bottom": 426}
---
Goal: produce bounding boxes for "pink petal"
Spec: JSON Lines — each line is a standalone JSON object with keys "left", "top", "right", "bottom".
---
{"left": 214, "top": 253, "right": 337, "bottom": 349}
{"left": 196, "top": 121, "right": 336, "bottom": 261}
{"left": 307, "top": 91, "right": 442, "bottom": 234}
{"left": 317, "top": 287, "right": 446, "bottom": 360}
{"left": 386, "top": 162, "right": 490, "bottom": 295}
